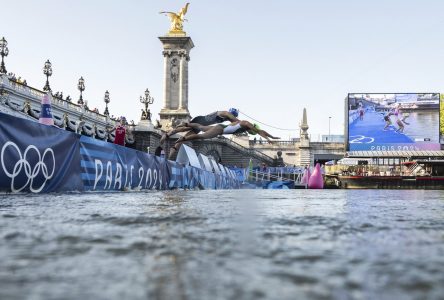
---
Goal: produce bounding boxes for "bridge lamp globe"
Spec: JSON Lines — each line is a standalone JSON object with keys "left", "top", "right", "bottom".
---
{"left": 43, "top": 60, "right": 53, "bottom": 91}
{"left": 0, "top": 37, "right": 9, "bottom": 74}
{"left": 77, "top": 76, "right": 85, "bottom": 105}
{"left": 104, "top": 90, "right": 110, "bottom": 116}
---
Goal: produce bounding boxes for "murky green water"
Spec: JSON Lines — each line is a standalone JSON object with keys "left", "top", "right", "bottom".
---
{"left": 1, "top": 190, "right": 443, "bottom": 300}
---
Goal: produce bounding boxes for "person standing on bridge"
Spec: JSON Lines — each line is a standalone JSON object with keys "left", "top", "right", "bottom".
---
{"left": 168, "top": 120, "right": 280, "bottom": 158}
{"left": 160, "top": 108, "right": 240, "bottom": 145}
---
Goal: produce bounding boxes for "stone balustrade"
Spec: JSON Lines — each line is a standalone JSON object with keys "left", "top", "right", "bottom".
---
{"left": 0, "top": 74, "right": 135, "bottom": 145}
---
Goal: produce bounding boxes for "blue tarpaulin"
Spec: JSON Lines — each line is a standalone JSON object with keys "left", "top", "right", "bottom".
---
{"left": 0, "top": 113, "right": 82, "bottom": 192}
{"left": 0, "top": 112, "right": 239, "bottom": 193}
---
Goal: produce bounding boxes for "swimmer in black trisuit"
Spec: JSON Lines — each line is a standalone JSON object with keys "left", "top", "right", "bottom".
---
{"left": 168, "top": 120, "right": 280, "bottom": 158}
{"left": 383, "top": 111, "right": 394, "bottom": 130}
{"left": 160, "top": 108, "right": 240, "bottom": 145}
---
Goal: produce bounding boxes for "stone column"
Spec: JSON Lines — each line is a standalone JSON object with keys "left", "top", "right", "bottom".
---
{"left": 178, "top": 50, "right": 187, "bottom": 110}
{"left": 158, "top": 36, "right": 194, "bottom": 129}
{"left": 162, "top": 51, "right": 170, "bottom": 109}
{"left": 184, "top": 55, "right": 190, "bottom": 109}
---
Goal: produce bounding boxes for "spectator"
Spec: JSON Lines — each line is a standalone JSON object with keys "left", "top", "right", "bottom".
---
{"left": 154, "top": 146, "right": 163, "bottom": 156}
{"left": 113, "top": 118, "right": 126, "bottom": 146}
{"left": 261, "top": 163, "right": 267, "bottom": 172}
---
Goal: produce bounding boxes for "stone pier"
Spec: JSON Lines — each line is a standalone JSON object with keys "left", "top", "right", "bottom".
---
{"left": 158, "top": 36, "right": 194, "bottom": 130}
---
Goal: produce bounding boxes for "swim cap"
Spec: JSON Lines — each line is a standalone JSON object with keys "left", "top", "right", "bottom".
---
{"left": 228, "top": 108, "right": 239, "bottom": 117}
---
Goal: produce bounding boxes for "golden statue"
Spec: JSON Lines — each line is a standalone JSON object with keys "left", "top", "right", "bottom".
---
{"left": 160, "top": 3, "right": 190, "bottom": 34}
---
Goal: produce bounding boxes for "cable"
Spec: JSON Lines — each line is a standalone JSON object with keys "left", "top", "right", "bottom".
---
{"left": 239, "top": 110, "right": 300, "bottom": 131}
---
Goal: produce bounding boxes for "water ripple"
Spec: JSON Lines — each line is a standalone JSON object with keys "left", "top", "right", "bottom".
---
{"left": 0, "top": 190, "right": 443, "bottom": 300}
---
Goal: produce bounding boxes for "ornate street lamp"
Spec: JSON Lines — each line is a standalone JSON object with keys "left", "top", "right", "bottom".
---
{"left": 0, "top": 37, "right": 9, "bottom": 74}
{"left": 103, "top": 90, "right": 110, "bottom": 116}
{"left": 140, "top": 88, "right": 154, "bottom": 121}
{"left": 43, "top": 59, "right": 52, "bottom": 91}
{"left": 77, "top": 76, "right": 85, "bottom": 105}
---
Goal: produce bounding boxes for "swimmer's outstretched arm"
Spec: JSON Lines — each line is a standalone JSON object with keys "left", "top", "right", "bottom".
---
{"left": 218, "top": 111, "right": 240, "bottom": 123}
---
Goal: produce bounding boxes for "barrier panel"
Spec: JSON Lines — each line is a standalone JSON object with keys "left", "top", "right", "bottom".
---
{"left": 79, "top": 136, "right": 169, "bottom": 191}
{"left": 0, "top": 112, "right": 82, "bottom": 193}
{"left": 0, "top": 112, "right": 240, "bottom": 193}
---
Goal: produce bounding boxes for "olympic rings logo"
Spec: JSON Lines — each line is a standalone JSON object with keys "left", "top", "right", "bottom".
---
{"left": 349, "top": 135, "right": 375, "bottom": 144}
{"left": 1, "top": 141, "right": 55, "bottom": 193}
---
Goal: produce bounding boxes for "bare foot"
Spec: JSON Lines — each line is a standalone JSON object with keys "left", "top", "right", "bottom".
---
{"left": 168, "top": 145, "right": 178, "bottom": 159}
{"left": 160, "top": 132, "right": 169, "bottom": 145}
{"left": 175, "top": 136, "right": 186, "bottom": 143}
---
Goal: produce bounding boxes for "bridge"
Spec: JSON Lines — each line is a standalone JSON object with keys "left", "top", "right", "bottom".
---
{"left": 226, "top": 135, "right": 345, "bottom": 167}
{"left": 134, "top": 131, "right": 276, "bottom": 167}
{"left": 0, "top": 75, "right": 282, "bottom": 167}
{"left": 0, "top": 75, "right": 136, "bottom": 145}
{"left": 1, "top": 74, "right": 345, "bottom": 168}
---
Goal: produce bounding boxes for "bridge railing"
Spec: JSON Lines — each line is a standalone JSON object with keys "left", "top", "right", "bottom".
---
{"left": 248, "top": 169, "right": 304, "bottom": 185}
{"left": 248, "top": 140, "right": 299, "bottom": 147}
{"left": 0, "top": 75, "right": 120, "bottom": 123}
{"left": 216, "top": 136, "right": 275, "bottom": 163}
{"left": 229, "top": 167, "right": 304, "bottom": 184}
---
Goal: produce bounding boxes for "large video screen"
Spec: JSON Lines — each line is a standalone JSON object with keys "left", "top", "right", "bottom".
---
{"left": 348, "top": 93, "right": 441, "bottom": 151}
{"left": 441, "top": 95, "right": 444, "bottom": 144}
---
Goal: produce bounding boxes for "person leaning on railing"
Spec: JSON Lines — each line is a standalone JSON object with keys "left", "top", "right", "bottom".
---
{"left": 107, "top": 117, "right": 127, "bottom": 146}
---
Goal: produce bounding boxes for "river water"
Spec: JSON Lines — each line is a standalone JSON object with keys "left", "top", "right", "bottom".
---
{"left": 1, "top": 190, "right": 443, "bottom": 300}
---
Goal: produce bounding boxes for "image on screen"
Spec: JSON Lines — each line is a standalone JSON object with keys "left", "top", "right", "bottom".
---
{"left": 348, "top": 93, "right": 440, "bottom": 151}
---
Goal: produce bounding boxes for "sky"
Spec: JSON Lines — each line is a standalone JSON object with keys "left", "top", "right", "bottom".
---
{"left": 2, "top": 0, "right": 444, "bottom": 140}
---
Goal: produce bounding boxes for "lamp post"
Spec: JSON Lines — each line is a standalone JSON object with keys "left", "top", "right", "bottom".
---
{"left": 77, "top": 76, "right": 85, "bottom": 105}
{"left": 103, "top": 90, "right": 110, "bottom": 116}
{"left": 43, "top": 60, "right": 52, "bottom": 91}
{"left": 0, "top": 37, "right": 9, "bottom": 74}
{"left": 140, "top": 88, "right": 154, "bottom": 121}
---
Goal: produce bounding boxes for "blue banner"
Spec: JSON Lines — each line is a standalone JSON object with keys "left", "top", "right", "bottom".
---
{"left": 0, "top": 112, "right": 240, "bottom": 193}
{"left": 168, "top": 161, "right": 185, "bottom": 189}
{"left": 0, "top": 112, "right": 82, "bottom": 192}
{"left": 79, "top": 136, "right": 169, "bottom": 191}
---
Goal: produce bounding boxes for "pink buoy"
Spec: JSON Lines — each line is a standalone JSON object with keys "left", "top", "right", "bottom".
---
{"left": 39, "top": 92, "right": 54, "bottom": 126}
{"left": 301, "top": 166, "right": 311, "bottom": 185}
{"left": 308, "top": 163, "right": 324, "bottom": 189}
